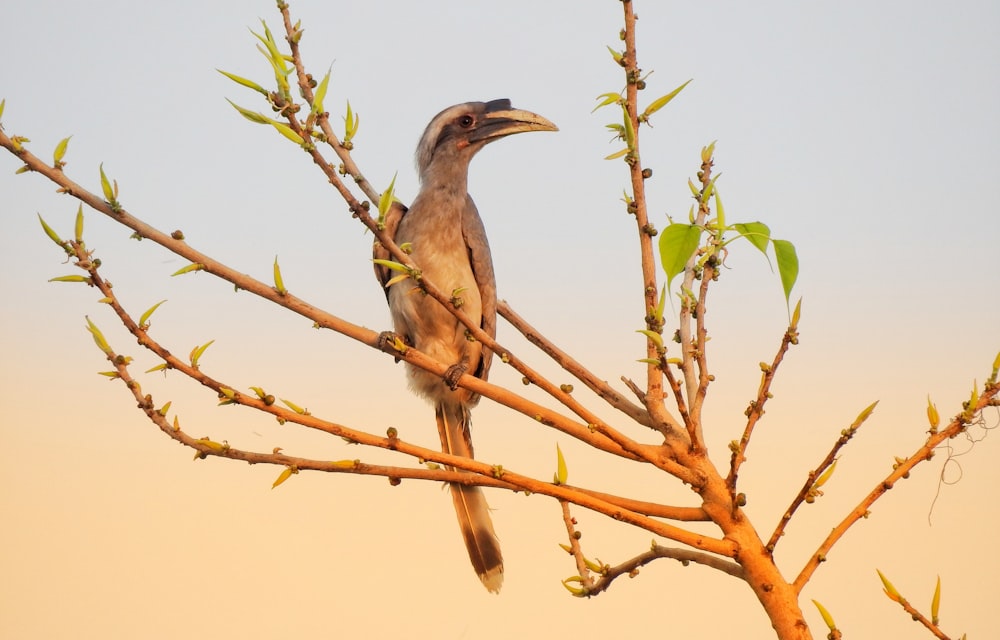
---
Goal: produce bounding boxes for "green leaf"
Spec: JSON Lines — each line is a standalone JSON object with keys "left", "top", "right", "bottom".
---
{"left": 225, "top": 98, "right": 270, "bottom": 124}
{"left": 372, "top": 258, "right": 408, "bottom": 274}
{"left": 604, "top": 148, "right": 629, "bottom": 161}
{"left": 811, "top": 599, "right": 836, "bottom": 630}
{"left": 621, "top": 103, "right": 635, "bottom": 150}
{"left": 85, "top": 316, "right": 111, "bottom": 354}
{"left": 74, "top": 204, "right": 84, "bottom": 243}
{"left": 926, "top": 395, "right": 940, "bottom": 431}
{"left": 383, "top": 273, "right": 409, "bottom": 288}
{"left": 378, "top": 172, "right": 397, "bottom": 221}
{"left": 701, "top": 141, "right": 716, "bottom": 163}
{"left": 931, "top": 575, "right": 941, "bottom": 623}
{"left": 772, "top": 239, "right": 798, "bottom": 304}
{"left": 189, "top": 339, "right": 215, "bottom": 368}
{"left": 877, "top": 569, "right": 901, "bottom": 602}
{"left": 37, "top": 213, "right": 68, "bottom": 251}
{"left": 813, "top": 459, "right": 838, "bottom": 489}
{"left": 849, "top": 400, "right": 879, "bottom": 431}
{"left": 733, "top": 221, "right": 771, "bottom": 255}
{"left": 554, "top": 443, "right": 568, "bottom": 485}
{"left": 251, "top": 22, "right": 290, "bottom": 93}
{"left": 270, "top": 121, "right": 304, "bottom": 145}
{"left": 592, "top": 92, "right": 621, "bottom": 113}
{"left": 48, "top": 275, "right": 91, "bottom": 283}
{"left": 635, "top": 329, "right": 663, "bottom": 349}
{"left": 272, "top": 466, "right": 296, "bottom": 489}
{"left": 273, "top": 255, "right": 287, "bottom": 294}
{"left": 654, "top": 284, "right": 667, "bottom": 323}
{"left": 98, "top": 163, "right": 115, "bottom": 202}
{"left": 561, "top": 576, "right": 587, "bottom": 597}
{"left": 342, "top": 99, "right": 358, "bottom": 142}
{"left": 53, "top": 136, "right": 72, "bottom": 166}
{"left": 171, "top": 263, "right": 205, "bottom": 276}
{"left": 280, "top": 398, "right": 309, "bottom": 415}
{"left": 312, "top": 67, "right": 332, "bottom": 115}
{"left": 713, "top": 188, "right": 726, "bottom": 229}
{"left": 217, "top": 69, "right": 268, "bottom": 95}
{"left": 658, "top": 223, "right": 701, "bottom": 292}
{"left": 0, "top": 98, "right": 5, "bottom": 121}
{"left": 641, "top": 79, "right": 692, "bottom": 120}
{"left": 139, "top": 299, "right": 167, "bottom": 328}
{"left": 700, "top": 174, "right": 719, "bottom": 205}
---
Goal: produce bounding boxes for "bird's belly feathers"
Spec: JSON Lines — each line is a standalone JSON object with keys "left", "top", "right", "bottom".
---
{"left": 387, "top": 225, "right": 484, "bottom": 401}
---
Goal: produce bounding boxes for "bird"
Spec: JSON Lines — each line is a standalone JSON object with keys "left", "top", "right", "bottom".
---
{"left": 373, "top": 99, "right": 557, "bottom": 592}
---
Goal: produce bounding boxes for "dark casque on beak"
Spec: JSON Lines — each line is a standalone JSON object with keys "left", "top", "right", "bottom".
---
{"left": 469, "top": 99, "right": 559, "bottom": 143}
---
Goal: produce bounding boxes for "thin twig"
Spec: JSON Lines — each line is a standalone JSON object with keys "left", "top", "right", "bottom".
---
{"left": 278, "top": 3, "right": 381, "bottom": 205}
{"left": 793, "top": 387, "right": 1000, "bottom": 592}
{"left": 585, "top": 543, "right": 745, "bottom": 597}
{"left": 688, "top": 258, "right": 714, "bottom": 449}
{"left": 676, "top": 154, "right": 714, "bottom": 441}
{"left": 728, "top": 324, "right": 797, "bottom": 494}
{"left": 767, "top": 402, "right": 874, "bottom": 553}
{"left": 499, "top": 300, "right": 667, "bottom": 431}
{"left": 559, "top": 501, "right": 596, "bottom": 593}
{"left": 882, "top": 592, "right": 952, "bottom": 640}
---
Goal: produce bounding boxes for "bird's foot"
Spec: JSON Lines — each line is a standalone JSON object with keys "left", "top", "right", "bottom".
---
{"left": 377, "top": 331, "right": 408, "bottom": 361}
{"left": 443, "top": 362, "right": 468, "bottom": 390}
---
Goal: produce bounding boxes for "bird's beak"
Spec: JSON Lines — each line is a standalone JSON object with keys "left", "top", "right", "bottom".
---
{"left": 470, "top": 107, "right": 559, "bottom": 143}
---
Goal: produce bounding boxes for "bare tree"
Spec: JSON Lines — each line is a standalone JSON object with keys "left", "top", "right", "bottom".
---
{"left": 1, "top": 2, "right": 996, "bottom": 638}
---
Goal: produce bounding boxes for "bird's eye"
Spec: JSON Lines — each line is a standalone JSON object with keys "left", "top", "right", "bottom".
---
{"left": 458, "top": 115, "right": 475, "bottom": 128}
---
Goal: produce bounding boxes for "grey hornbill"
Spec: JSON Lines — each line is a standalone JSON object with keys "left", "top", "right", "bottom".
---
{"left": 374, "top": 99, "right": 557, "bottom": 592}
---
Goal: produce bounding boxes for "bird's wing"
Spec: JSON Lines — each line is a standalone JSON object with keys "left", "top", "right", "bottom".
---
{"left": 462, "top": 196, "right": 497, "bottom": 382}
{"left": 372, "top": 201, "right": 408, "bottom": 300}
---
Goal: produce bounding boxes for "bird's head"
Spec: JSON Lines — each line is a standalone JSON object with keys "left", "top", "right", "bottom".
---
{"left": 415, "top": 99, "right": 558, "bottom": 183}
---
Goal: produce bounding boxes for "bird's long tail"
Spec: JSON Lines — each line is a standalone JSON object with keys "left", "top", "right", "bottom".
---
{"left": 435, "top": 400, "right": 503, "bottom": 593}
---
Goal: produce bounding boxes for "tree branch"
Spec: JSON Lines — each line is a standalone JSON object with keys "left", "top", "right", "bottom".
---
{"left": 767, "top": 400, "right": 875, "bottom": 553}
{"left": 793, "top": 382, "right": 1000, "bottom": 592}
{"left": 620, "top": 0, "right": 669, "bottom": 424}
{"left": 728, "top": 321, "right": 798, "bottom": 495}
{"left": 585, "top": 542, "right": 745, "bottom": 597}
{"left": 559, "top": 501, "right": 597, "bottom": 594}
{"left": 65, "top": 233, "right": 728, "bottom": 554}
{"left": 498, "top": 300, "right": 670, "bottom": 432}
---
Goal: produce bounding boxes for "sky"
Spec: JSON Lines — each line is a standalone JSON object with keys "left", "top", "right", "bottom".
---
{"left": 1, "top": 1, "right": 998, "bottom": 638}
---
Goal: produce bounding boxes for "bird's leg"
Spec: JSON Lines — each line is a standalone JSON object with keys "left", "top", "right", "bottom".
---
{"left": 444, "top": 356, "right": 470, "bottom": 390}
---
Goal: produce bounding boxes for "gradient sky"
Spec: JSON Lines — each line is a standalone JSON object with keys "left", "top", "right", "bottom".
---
{"left": 2, "top": 1, "right": 998, "bottom": 638}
